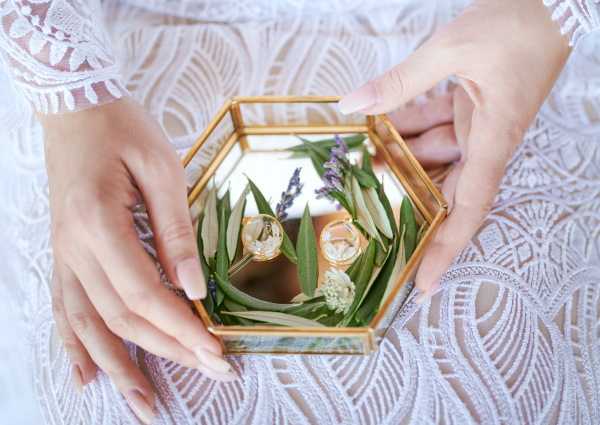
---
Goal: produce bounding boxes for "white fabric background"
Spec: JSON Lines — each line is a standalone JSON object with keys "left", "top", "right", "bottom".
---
{"left": 1, "top": 0, "right": 600, "bottom": 424}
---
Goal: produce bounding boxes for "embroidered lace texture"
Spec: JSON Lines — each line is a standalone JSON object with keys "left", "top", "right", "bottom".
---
{"left": 0, "top": 0, "right": 127, "bottom": 113}
{"left": 544, "top": 0, "right": 600, "bottom": 45}
{"left": 1, "top": 1, "right": 600, "bottom": 424}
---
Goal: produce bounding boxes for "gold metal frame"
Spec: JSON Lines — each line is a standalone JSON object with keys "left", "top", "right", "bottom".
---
{"left": 184, "top": 96, "right": 447, "bottom": 355}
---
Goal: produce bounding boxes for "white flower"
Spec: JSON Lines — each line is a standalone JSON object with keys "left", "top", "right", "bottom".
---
{"left": 316, "top": 268, "right": 356, "bottom": 314}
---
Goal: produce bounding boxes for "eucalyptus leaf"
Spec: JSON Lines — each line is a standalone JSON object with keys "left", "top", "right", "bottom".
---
{"left": 296, "top": 205, "right": 318, "bottom": 296}
{"left": 400, "top": 196, "right": 417, "bottom": 261}
{"left": 351, "top": 176, "right": 382, "bottom": 244}
{"left": 363, "top": 187, "right": 393, "bottom": 239}
{"left": 222, "top": 311, "right": 326, "bottom": 327}
{"left": 214, "top": 273, "right": 297, "bottom": 312}
{"left": 247, "top": 177, "right": 298, "bottom": 263}
{"left": 227, "top": 186, "right": 249, "bottom": 261}
{"left": 201, "top": 187, "right": 218, "bottom": 260}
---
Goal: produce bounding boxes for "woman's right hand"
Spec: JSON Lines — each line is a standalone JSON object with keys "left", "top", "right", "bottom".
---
{"left": 42, "top": 97, "right": 237, "bottom": 424}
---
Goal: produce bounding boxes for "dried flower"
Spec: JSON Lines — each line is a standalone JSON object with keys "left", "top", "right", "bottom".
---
{"left": 207, "top": 277, "right": 218, "bottom": 304}
{"left": 316, "top": 268, "right": 355, "bottom": 314}
{"left": 315, "top": 135, "right": 349, "bottom": 200}
{"left": 276, "top": 167, "right": 303, "bottom": 221}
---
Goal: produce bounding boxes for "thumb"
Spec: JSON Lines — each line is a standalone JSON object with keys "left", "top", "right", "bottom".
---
{"left": 128, "top": 145, "right": 207, "bottom": 301}
{"left": 338, "top": 35, "right": 455, "bottom": 115}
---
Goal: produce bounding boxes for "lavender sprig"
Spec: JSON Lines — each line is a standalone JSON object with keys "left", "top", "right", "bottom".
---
{"left": 276, "top": 167, "right": 304, "bottom": 221}
{"left": 315, "top": 135, "right": 349, "bottom": 200}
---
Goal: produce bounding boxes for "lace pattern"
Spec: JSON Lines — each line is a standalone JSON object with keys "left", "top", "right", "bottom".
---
{"left": 0, "top": 1, "right": 600, "bottom": 424}
{"left": 0, "top": 0, "right": 127, "bottom": 113}
{"left": 544, "top": 0, "right": 600, "bottom": 45}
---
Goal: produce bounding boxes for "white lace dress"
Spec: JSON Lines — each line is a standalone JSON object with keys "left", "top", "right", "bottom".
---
{"left": 1, "top": 1, "right": 600, "bottom": 424}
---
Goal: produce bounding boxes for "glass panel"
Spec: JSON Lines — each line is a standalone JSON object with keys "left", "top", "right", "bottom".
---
{"left": 220, "top": 333, "right": 367, "bottom": 355}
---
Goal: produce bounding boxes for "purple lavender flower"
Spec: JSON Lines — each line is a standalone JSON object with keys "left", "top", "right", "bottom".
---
{"left": 276, "top": 167, "right": 304, "bottom": 221}
{"left": 315, "top": 135, "right": 349, "bottom": 200}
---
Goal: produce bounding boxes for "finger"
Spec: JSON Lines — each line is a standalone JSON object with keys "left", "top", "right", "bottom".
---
{"left": 440, "top": 161, "right": 463, "bottom": 213}
{"left": 401, "top": 124, "right": 461, "bottom": 168}
{"left": 415, "top": 110, "right": 520, "bottom": 300}
{"left": 69, "top": 253, "right": 206, "bottom": 370}
{"left": 453, "top": 85, "right": 474, "bottom": 150}
{"left": 85, "top": 207, "right": 225, "bottom": 360}
{"left": 51, "top": 268, "right": 97, "bottom": 391}
{"left": 386, "top": 93, "right": 454, "bottom": 136}
{"left": 61, "top": 267, "right": 157, "bottom": 425}
{"left": 126, "top": 136, "right": 206, "bottom": 301}
{"left": 339, "top": 34, "right": 455, "bottom": 115}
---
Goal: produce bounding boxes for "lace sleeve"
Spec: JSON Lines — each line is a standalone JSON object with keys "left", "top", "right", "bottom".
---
{"left": 544, "top": 0, "right": 600, "bottom": 46}
{"left": 0, "top": 0, "right": 127, "bottom": 113}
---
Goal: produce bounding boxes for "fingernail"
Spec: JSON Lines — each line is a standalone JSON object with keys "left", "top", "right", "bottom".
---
{"left": 176, "top": 258, "right": 206, "bottom": 300}
{"left": 194, "top": 347, "right": 234, "bottom": 374}
{"left": 415, "top": 281, "right": 441, "bottom": 305}
{"left": 198, "top": 363, "right": 238, "bottom": 382}
{"left": 338, "top": 83, "right": 379, "bottom": 114}
{"left": 72, "top": 365, "right": 84, "bottom": 393}
{"left": 126, "top": 389, "right": 156, "bottom": 425}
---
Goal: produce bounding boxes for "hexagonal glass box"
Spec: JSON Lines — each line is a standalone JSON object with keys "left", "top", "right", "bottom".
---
{"left": 183, "top": 96, "right": 447, "bottom": 355}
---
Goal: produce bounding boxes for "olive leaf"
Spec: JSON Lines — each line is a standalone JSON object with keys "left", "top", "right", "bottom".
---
{"left": 355, "top": 241, "right": 399, "bottom": 324}
{"left": 247, "top": 177, "right": 298, "bottom": 263}
{"left": 363, "top": 187, "right": 393, "bottom": 239}
{"left": 214, "top": 273, "right": 297, "bottom": 312}
{"left": 400, "top": 196, "right": 417, "bottom": 261}
{"left": 216, "top": 192, "right": 230, "bottom": 279}
{"left": 352, "top": 165, "right": 378, "bottom": 188}
{"left": 361, "top": 146, "right": 374, "bottom": 176}
{"left": 340, "top": 239, "right": 377, "bottom": 326}
{"left": 222, "top": 311, "right": 327, "bottom": 327}
{"left": 296, "top": 204, "right": 318, "bottom": 296}
{"left": 287, "top": 134, "right": 366, "bottom": 157}
{"left": 378, "top": 181, "right": 397, "bottom": 236}
{"left": 351, "top": 176, "right": 383, "bottom": 244}
{"left": 227, "top": 186, "right": 249, "bottom": 261}
{"left": 380, "top": 229, "right": 407, "bottom": 309}
{"left": 201, "top": 186, "right": 218, "bottom": 260}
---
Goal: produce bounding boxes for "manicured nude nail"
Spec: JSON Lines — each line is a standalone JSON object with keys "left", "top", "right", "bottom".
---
{"left": 126, "top": 390, "right": 156, "bottom": 425}
{"left": 338, "top": 83, "right": 379, "bottom": 114}
{"left": 176, "top": 258, "right": 207, "bottom": 300}
{"left": 194, "top": 347, "right": 234, "bottom": 374}
{"left": 198, "top": 363, "right": 238, "bottom": 382}
{"left": 415, "top": 281, "right": 441, "bottom": 305}
{"left": 72, "top": 365, "right": 84, "bottom": 393}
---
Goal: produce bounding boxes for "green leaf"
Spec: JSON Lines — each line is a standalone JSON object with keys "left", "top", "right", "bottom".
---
{"left": 299, "top": 138, "right": 330, "bottom": 162}
{"left": 351, "top": 176, "right": 382, "bottom": 244}
{"left": 227, "top": 186, "right": 248, "bottom": 262}
{"left": 222, "top": 311, "right": 327, "bottom": 327}
{"left": 352, "top": 165, "right": 379, "bottom": 188}
{"left": 247, "top": 177, "right": 298, "bottom": 263}
{"left": 329, "top": 190, "right": 353, "bottom": 215}
{"left": 355, "top": 241, "right": 399, "bottom": 324}
{"left": 400, "top": 196, "right": 417, "bottom": 261}
{"left": 379, "top": 233, "right": 407, "bottom": 309}
{"left": 345, "top": 252, "right": 364, "bottom": 282}
{"left": 214, "top": 273, "right": 297, "bottom": 312}
{"left": 363, "top": 187, "right": 393, "bottom": 239}
{"left": 201, "top": 187, "right": 218, "bottom": 260}
{"left": 378, "top": 182, "right": 397, "bottom": 237}
{"left": 284, "top": 298, "right": 329, "bottom": 319}
{"left": 287, "top": 134, "right": 366, "bottom": 156}
{"left": 307, "top": 148, "right": 326, "bottom": 177}
{"left": 340, "top": 239, "right": 377, "bottom": 326}
{"left": 296, "top": 205, "right": 319, "bottom": 296}
{"left": 216, "top": 192, "right": 230, "bottom": 279}
{"left": 361, "top": 146, "right": 374, "bottom": 176}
